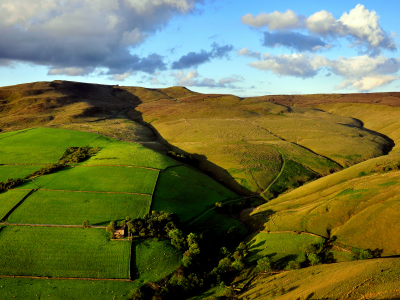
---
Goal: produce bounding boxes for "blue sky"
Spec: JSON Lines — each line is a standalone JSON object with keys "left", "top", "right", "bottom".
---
{"left": 0, "top": 0, "right": 399, "bottom": 96}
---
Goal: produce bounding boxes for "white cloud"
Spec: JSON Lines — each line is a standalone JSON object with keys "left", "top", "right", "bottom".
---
{"left": 110, "top": 72, "right": 133, "bottom": 81}
{"left": 48, "top": 67, "right": 96, "bottom": 76}
{"left": 242, "top": 5, "right": 396, "bottom": 55}
{"left": 0, "top": 0, "right": 200, "bottom": 76}
{"left": 347, "top": 75, "right": 398, "bottom": 91}
{"left": 171, "top": 70, "right": 242, "bottom": 88}
{"left": 241, "top": 9, "right": 300, "bottom": 30}
{"left": 249, "top": 53, "right": 329, "bottom": 78}
{"left": 237, "top": 47, "right": 261, "bottom": 60}
{"left": 248, "top": 53, "right": 400, "bottom": 91}
{"left": 305, "top": 10, "right": 338, "bottom": 36}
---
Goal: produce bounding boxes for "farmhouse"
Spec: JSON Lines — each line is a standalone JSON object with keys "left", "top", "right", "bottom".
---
{"left": 115, "top": 225, "right": 126, "bottom": 238}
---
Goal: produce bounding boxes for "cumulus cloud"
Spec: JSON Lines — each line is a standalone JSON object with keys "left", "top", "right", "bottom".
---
{"left": 0, "top": 0, "right": 200, "bottom": 76}
{"left": 171, "top": 43, "right": 234, "bottom": 69}
{"left": 249, "top": 53, "right": 329, "bottom": 78}
{"left": 242, "top": 4, "right": 396, "bottom": 55}
{"left": 248, "top": 53, "right": 400, "bottom": 91}
{"left": 237, "top": 48, "right": 261, "bottom": 60}
{"left": 262, "top": 31, "right": 331, "bottom": 52}
{"left": 241, "top": 9, "right": 301, "bottom": 30}
{"left": 110, "top": 72, "right": 133, "bottom": 82}
{"left": 171, "top": 70, "right": 243, "bottom": 88}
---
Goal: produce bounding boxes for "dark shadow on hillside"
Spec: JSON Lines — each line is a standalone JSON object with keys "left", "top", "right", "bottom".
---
{"left": 122, "top": 94, "right": 259, "bottom": 199}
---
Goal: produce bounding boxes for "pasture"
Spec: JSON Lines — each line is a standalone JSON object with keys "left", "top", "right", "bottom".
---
{"left": 20, "top": 166, "right": 159, "bottom": 194}
{"left": 0, "top": 165, "right": 45, "bottom": 182}
{"left": 0, "top": 226, "right": 130, "bottom": 279}
{"left": 245, "top": 232, "right": 325, "bottom": 268}
{"left": 132, "top": 239, "right": 182, "bottom": 282}
{"left": 0, "top": 190, "right": 32, "bottom": 220}
{"left": 0, "top": 128, "right": 98, "bottom": 164}
{"left": 83, "top": 140, "right": 177, "bottom": 169}
{"left": 0, "top": 277, "right": 139, "bottom": 300}
{"left": 8, "top": 191, "right": 151, "bottom": 225}
{"left": 152, "top": 166, "right": 236, "bottom": 222}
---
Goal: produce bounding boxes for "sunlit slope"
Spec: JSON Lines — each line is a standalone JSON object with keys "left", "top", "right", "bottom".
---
{"left": 241, "top": 257, "right": 400, "bottom": 300}
{"left": 244, "top": 152, "right": 400, "bottom": 255}
{"left": 133, "top": 95, "right": 392, "bottom": 196}
{"left": 314, "top": 103, "right": 400, "bottom": 153}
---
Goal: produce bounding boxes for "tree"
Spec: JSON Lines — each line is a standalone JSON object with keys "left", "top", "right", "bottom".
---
{"left": 82, "top": 220, "right": 89, "bottom": 228}
{"left": 256, "top": 257, "right": 273, "bottom": 273}
{"left": 169, "top": 229, "right": 186, "bottom": 250}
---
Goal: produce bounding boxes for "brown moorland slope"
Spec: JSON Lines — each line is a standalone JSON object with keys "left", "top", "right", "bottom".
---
{"left": 0, "top": 81, "right": 395, "bottom": 198}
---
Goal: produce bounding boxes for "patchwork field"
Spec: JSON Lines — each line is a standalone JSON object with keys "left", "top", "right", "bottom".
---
{"left": 0, "top": 128, "right": 99, "bottom": 164}
{"left": 8, "top": 191, "right": 151, "bottom": 225}
{"left": 152, "top": 166, "right": 237, "bottom": 222}
{"left": 18, "top": 166, "right": 159, "bottom": 194}
{"left": 132, "top": 239, "right": 182, "bottom": 282}
{"left": 241, "top": 257, "right": 400, "bottom": 300}
{"left": 0, "top": 165, "right": 45, "bottom": 182}
{"left": 0, "top": 190, "right": 32, "bottom": 220}
{"left": 0, "top": 226, "right": 130, "bottom": 279}
{"left": 83, "top": 138, "right": 177, "bottom": 169}
{"left": 0, "top": 277, "right": 139, "bottom": 300}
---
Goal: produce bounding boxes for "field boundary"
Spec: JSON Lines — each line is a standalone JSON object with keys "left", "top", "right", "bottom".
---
{"left": 0, "top": 274, "right": 131, "bottom": 282}
{"left": 0, "top": 189, "right": 36, "bottom": 222}
{"left": 39, "top": 189, "right": 152, "bottom": 196}
{"left": 1, "top": 223, "right": 107, "bottom": 228}
{"left": 74, "top": 164, "right": 161, "bottom": 171}
{"left": 149, "top": 170, "right": 161, "bottom": 213}
{"left": 261, "top": 145, "right": 285, "bottom": 195}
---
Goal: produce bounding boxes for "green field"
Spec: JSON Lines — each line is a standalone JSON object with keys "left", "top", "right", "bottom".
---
{"left": 18, "top": 166, "right": 159, "bottom": 194}
{"left": 0, "top": 190, "right": 32, "bottom": 220}
{"left": 245, "top": 232, "right": 325, "bottom": 267}
{"left": 152, "top": 166, "right": 236, "bottom": 222}
{"left": 0, "top": 277, "right": 139, "bottom": 300}
{"left": 8, "top": 191, "right": 151, "bottom": 225}
{"left": 83, "top": 139, "right": 177, "bottom": 169}
{"left": 0, "top": 165, "right": 45, "bottom": 182}
{"left": 132, "top": 239, "right": 182, "bottom": 282}
{"left": 0, "top": 128, "right": 98, "bottom": 164}
{"left": 0, "top": 226, "right": 130, "bottom": 279}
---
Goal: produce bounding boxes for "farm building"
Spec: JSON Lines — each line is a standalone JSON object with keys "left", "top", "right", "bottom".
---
{"left": 115, "top": 225, "right": 126, "bottom": 238}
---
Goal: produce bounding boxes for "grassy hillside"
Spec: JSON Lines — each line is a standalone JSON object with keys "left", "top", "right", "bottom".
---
{"left": 244, "top": 151, "right": 400, "bottom": 256}
{"left": 240, "top": 257, "right": 400, "bottom": 300}
{"left": 134, "top": 94, "right": 392, "bottom": 198}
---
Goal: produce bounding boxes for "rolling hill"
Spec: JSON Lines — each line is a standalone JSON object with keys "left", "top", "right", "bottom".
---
{"left": 2, "top": 81, "right": 400, "bottom": 299}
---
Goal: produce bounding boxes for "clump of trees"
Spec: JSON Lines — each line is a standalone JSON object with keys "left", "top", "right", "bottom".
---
{"left": 58, "top": 146, "right": 100, "bottom": 164}
{"left": 0, "top": 178, "right": 25, "bottom": 192}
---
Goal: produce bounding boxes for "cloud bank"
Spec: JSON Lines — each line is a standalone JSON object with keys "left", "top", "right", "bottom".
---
{"left": 0, "top": 0, "right": 201, "bottom": 77}
{"left": 242, "top": 4, "right": 397, "bottom": 55}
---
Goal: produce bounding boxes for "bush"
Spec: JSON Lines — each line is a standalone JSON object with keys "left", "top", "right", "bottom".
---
{"left": 286, "top": 260, "right": 301, "bottom": 270}
{"left": 255, "top": 257, "right": 273, "bottom": 273}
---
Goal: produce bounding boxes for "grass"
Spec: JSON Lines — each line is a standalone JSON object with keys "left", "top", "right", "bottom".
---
{"left": 18, "top": 166, "right": 159, "bottom": 194}
{"left": 0, "top": 128, "right": 99, "bottom": 164}
{"left": 240, "top": 257, "right": 400, "bottom": 300}
{"left": 0, "top": 226, "right": 131, "bottom": 279}
{"left": 0, "top": 277, "right": 139, "bottom": 300}
{"left": 132, "top": 239, "right": 182, "bottom": 282}
{"left": 248, "top": 153, "right": 400, "bottom": 256}
{"left": 245, "top": 232, "right": 325, "bottom": 268}
{"left": 83, "top": 139, "right": 177, "bottom": 169}
{"left": 8, "top": 191, "right": 151, "bottom": 225}
{"left": 0, "top": 165, "right": 46, "bottom": 182}
{"left": 0, "top": 190, "right": 32, "bottom": 220}
{"left": 152, "top": 166, "right": 237, "bottom": 222}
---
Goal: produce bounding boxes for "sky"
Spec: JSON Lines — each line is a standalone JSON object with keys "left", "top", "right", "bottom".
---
{"left": 0, "top": 0, "right": 400, "bottom": 96}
